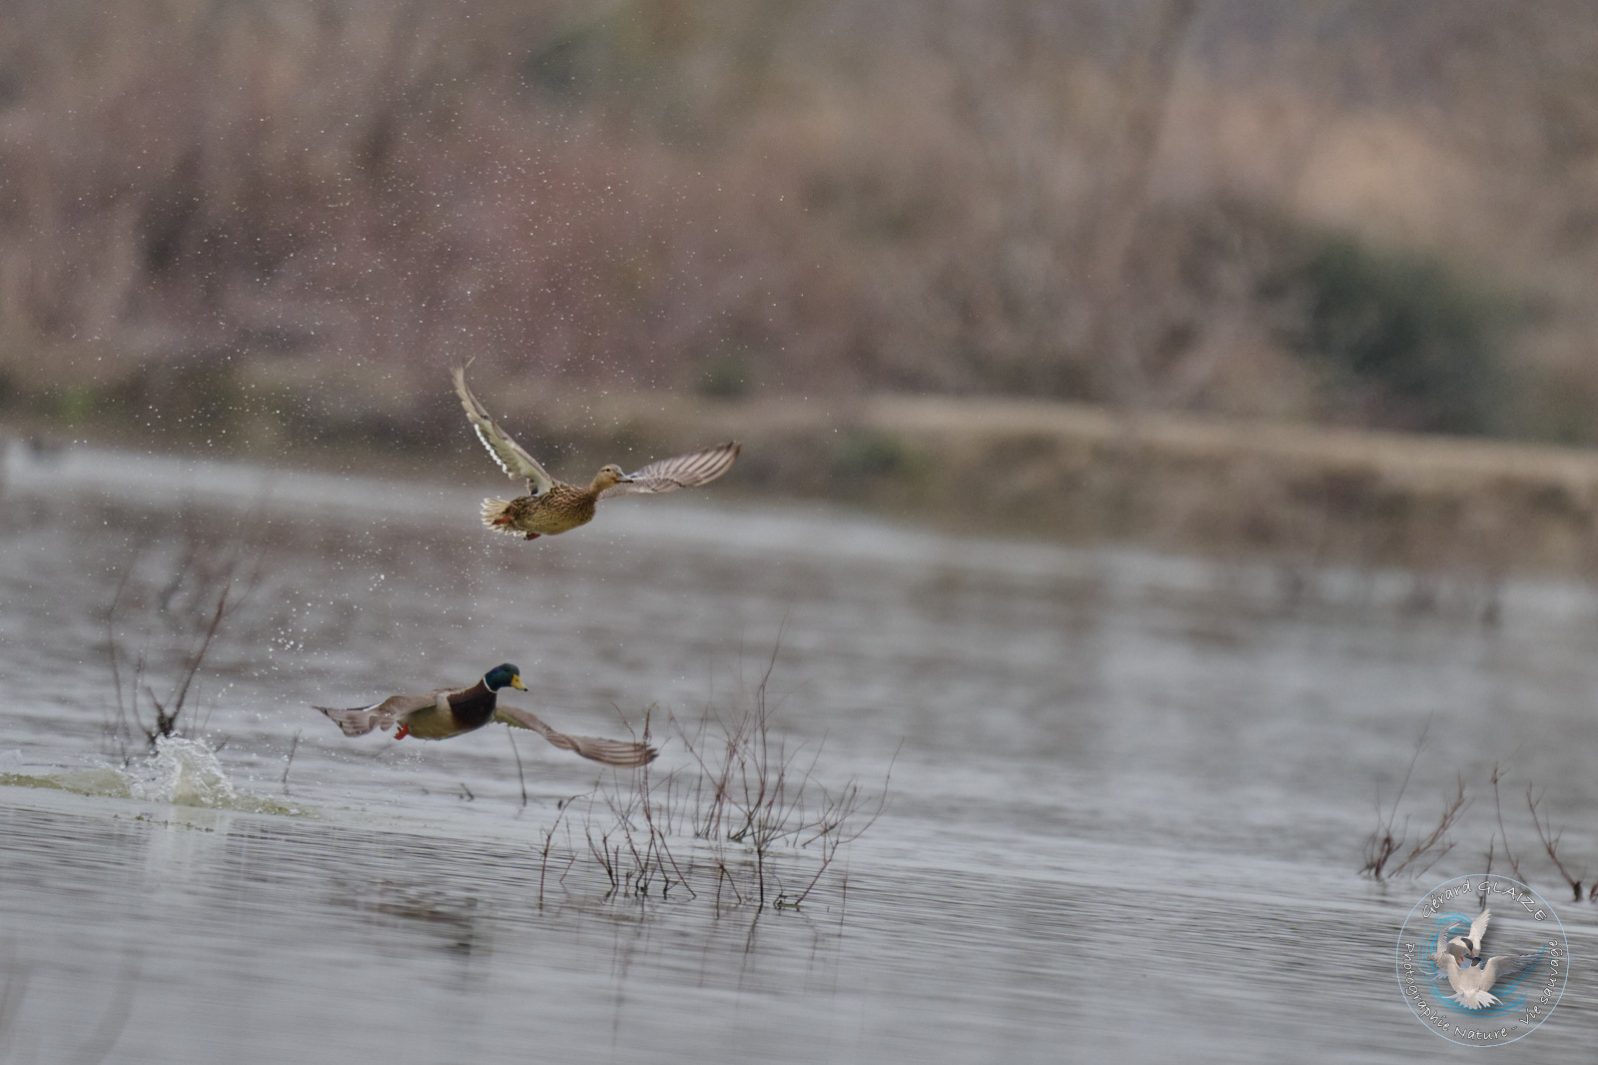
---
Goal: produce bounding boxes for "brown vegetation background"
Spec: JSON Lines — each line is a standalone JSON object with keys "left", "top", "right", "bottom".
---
{"left": 4, "top": 1, "right": 1597, "bottom": 433}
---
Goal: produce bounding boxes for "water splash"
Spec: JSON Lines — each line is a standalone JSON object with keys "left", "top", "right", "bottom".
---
{"left": 128, "top": 736, "right": 237, "bottom": 806}
{"left": 0, "top": 737, "right": 308, "bottom": 816}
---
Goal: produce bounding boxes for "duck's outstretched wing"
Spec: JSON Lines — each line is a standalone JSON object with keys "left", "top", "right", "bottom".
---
{"left": 315, "top": 693, "right": 435, "bottom": 737}
{"left": 452, "top": 366, "right": 554, "bottom": 495}
{"left": 493, "top": 704, "right": 658, "bottom": 767}
{"left": 602, "top": 441, "right": 741, "bottom": 497}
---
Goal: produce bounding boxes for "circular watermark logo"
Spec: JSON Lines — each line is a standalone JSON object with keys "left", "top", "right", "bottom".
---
{"left": 1396, "top": 874, "right": 1569, "bottom": 1047}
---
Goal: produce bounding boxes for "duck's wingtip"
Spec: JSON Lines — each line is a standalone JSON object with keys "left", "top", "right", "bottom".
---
{"left": 314, "top": 705, "right": 378, "bottom": 737}
{"left": 609, "top": 741, "right": 659, "bottom": 768}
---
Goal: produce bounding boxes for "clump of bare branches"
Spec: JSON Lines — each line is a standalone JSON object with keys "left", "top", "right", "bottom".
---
{"left": 567, "top": 706, "right": 699, "bottom": 903}
{"left": 1366, "top": 749, "right": 1598, "bottom": 907}
{"left": 538, "top": 649, "right": 892, "bottom": 913}
{"left": 1361, "top": 721, "right": 1470, "bottom": 881}
{"left": 670, "top": 664, "right": 892, "bottom": 910}
{"left": 1483, "top": 762, "right": 1597, "bottom": 903}
{"left": 103, "top": 527, "right": 260, "bottom": 761}
{"left": 1362, "top": 776, "right": 1469, "bottom": 882}
{"left": 1525, "top": 785, "right": 1595, "bottom": 903}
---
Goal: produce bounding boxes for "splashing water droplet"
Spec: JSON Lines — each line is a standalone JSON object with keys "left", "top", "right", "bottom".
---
{"left": 128, "top": 737, "right": 237, "bottom": 807}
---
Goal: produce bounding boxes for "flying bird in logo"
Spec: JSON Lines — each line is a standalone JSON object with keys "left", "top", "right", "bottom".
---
{"left": 1432, "top": 907, "right": 1541, "bottom": 1009}
{"left": 1443, "top": 907, "right": 1491, "bottom": 962}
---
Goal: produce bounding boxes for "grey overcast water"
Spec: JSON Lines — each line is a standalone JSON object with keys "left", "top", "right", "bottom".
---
{"left": 1, "top": 443, "right": 1594, "bottom": 1063}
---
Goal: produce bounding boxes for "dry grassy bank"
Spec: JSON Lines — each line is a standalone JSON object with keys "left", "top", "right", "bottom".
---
{"left": 529, "top": 390, "right": 1598, "bottom": 577}
{"left": 12, "top": 364, "right": 1598, "bottom": 579}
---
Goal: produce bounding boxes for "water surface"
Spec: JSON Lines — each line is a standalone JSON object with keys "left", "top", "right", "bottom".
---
{"left": 1, "top": 443, "right": 1594, "bottom": 1062}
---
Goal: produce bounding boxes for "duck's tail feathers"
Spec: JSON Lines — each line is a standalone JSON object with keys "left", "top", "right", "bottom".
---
{"left": 1450, "top": 989, "right": 1501, "bottom": 1010}
{"left": 480, "top": 498, "right": 520, "bottom": 534}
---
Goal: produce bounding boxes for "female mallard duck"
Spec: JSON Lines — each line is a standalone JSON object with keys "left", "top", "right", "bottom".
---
{"left": 453, "top": 366, "right": 740, "bottom": 540}
{"left": 314, "top": 663, "right": 656, "bottom": 768}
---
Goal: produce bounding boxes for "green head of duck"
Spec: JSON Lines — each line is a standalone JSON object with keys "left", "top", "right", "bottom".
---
{"left": 483, "top": 663, "right": 527, "bottom": 692}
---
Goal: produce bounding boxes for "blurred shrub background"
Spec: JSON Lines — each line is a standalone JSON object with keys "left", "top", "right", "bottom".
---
{"left": 2, "top": 0, "right": 1596, "bottom": 444}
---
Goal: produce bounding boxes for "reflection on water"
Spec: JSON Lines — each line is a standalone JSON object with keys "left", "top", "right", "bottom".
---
{"left": 1, "top": 444, "right": 1595, "bottom": 1063}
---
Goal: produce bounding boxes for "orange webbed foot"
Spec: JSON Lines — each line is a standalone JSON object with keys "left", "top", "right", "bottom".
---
{"left": 394, "top": 723, "right": 411, "bottom": 740}
{"left": 523, "top": 532, "right": 541, "bottom": 540}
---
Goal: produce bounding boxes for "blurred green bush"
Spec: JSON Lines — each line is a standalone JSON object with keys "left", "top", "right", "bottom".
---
{"left": 1285, "top": 234, "right": 1512, "bottom": 436}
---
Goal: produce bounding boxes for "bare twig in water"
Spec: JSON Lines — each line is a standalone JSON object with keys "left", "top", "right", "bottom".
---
{"left": 103, "top": 559, "right": 139, "bottom": 766}
{"left": 1361, "top": 718, "right": 1467, "bottom": 881}
{"left": 590, "top": 703, "right": 699, "bottom": 902}
{"left": 788, "top": 742, "right": 897, "bottom": 908}
{"left": 1362, "top": 719, "right": 1443, "bottom": 880}
{"left": 585, "top": 827, "right": 618, "bottom": 895}
{"left": 149, "top": 583, "right": 229, "bottom": 741}
{"left": 102, "top": 524, "right": 262, "bottom": 754}
{"left": 1526, "top": 786, "right": 1588, "bottom": 902}
{"left": 1359, "top": 816, "right": 1401, "bottom": 880}
{"left": 507, "top": 729, "right": 528, "bottom": 810}
{"left": 281, "top": 731, "right": 301, "bottom": 796}
{"left": 1488, "top": 761, "right": 1525, "bottom": 882}
{"left": 537, "top": 797, "right": 577, "bottom": 908}
{"left": 1401, "top": 777, "right": 1468, "bottom": 880}
{"left": 574, "top": 715, "right": 698, "bottom": 903}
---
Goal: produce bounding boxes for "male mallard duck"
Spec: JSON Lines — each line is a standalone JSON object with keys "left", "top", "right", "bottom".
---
{"left": 453, "top": 366, "right": 740, "bottom": 540}
{"left": 314, "top": 663, "right": 656, "bottom": 768}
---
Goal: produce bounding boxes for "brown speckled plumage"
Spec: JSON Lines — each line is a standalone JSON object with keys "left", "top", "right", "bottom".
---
{"left": 453, "top": 366, "right": 741, "bottom": 541}
{"left": 482, "top": 481, "right": 603, "bottom": 538}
